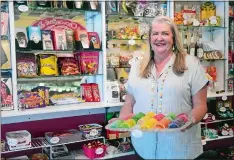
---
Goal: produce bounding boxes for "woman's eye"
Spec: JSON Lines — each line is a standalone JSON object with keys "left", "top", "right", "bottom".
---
{"left": 152, "top": 32, "right": 158, "bottom": 36}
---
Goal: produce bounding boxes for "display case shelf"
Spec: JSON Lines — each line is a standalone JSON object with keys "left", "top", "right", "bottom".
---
{"left": 199, "top": 58, "right": 227, "bottom": 61}
{"left": 200, "top": 118, "right": 234, "bottom": 124}
{"left": 16, "top": 49, "right": 103, "bottom": 54}
{"left": 2, "top": 136, "right": 105, "bottom": 154}
{"left": 205, "top": 135, "right": 234, "bottom": 142}
{"left": 17, "top": 74, "right": 103, "bottom": 83}
{"left": 177, "top": 25, "right": 226, "bottom": 29}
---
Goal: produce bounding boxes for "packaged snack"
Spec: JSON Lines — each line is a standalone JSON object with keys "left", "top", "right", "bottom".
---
{"left": 39, "top": 54, "right": 58, "bottom": 76}
{"left": 31, "top": 86, "right": 50, "bottom": 106}
{"left": 59, "top": 57, "right": 80, "bottom": 75}
{"left": 65, "top": 30, "right": 75, "bottom": 50}
{"left": 6, "top": 130, "right": 31, "bottom": 151}
{"left": 79, "top": 52, "right": 99, "bottom": 74}
{"left": 78, "top": 124, "right": 103, "bottom": 138}
{"left": 52, "top": 29, "right": 67, "bottom": 50}
{"left": 27, "top": 26, "right": 42, "bottom": 44}
{"left": 90, "top": 83, "right": 100, "bottom": 102}
{"left": 1, "top": 75, "right": 13, "bottom": 111}
{"left": 1, "top": 12, "right": 8, "bottom": 35}
{"left": 83, "top": 141, "right": 106, "bottom": 159}
{"left": 81, "top": 83, "right": 94, "bottom": 102}
{"left": 15, "top": 28, "right": 28, "bottom": 49}
{"left": 18, "top": 91, "right": 46, "bottom": 109}
{"left": 75, "top": 29, "right": 90, "bottom": 49}
{"left": 17, "top": 54, "right": 37, "bottom": 77}
{"left": 119, "top": 52, "right": 132, "bottom": 68}
{"left": 42, "top": 30, "right": 54, "bottom": 50}
{"left": 88, "top": 32, "right": 101, "bottom": 49}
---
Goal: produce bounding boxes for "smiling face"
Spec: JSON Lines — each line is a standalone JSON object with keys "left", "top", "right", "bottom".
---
{"left": 150, "top": 22, "right": 174, "bottom": 59}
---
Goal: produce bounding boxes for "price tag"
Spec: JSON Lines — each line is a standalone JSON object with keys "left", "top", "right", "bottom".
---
{"left": 95, "top": 147, "right": 104, "bottom": 155}
{"left": 132, "top": 129, "right": 143, "bottom": 138}
{"left": 222, "top": 96, "right": 227, "bottom": 101}
{"left": 50, "top": 137, "right": 60, "bottom": 144}
{"left": 7, "top": 139, "right": 18, "bottom": 146}
{"left": 90, "top": 129, "right": 98, "bottom": 137}
{"left": 18, "top": 5, "right": 28, "bottom": 12}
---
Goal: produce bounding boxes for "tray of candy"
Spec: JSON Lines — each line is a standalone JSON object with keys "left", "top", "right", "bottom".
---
{"left": 105, "top": 112, "right": 192, "bottom": 132}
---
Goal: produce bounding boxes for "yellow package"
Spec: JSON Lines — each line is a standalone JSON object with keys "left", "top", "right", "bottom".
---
{"left": 39, "top": 54, "right": 58, "bottom": 76}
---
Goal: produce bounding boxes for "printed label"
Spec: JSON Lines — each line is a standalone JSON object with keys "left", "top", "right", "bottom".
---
{"left": 90, "top": 129, "right": 98, "bottom": 137}
{"left": 8, "top": 139, "right": 18, "bottom": 146}
{"left": 95, "top": 147, "right": 104, "bottom": 155}
{"left": 50, "top": 137, "right": 60, "bottom": 144}
{"left": 18, "top": 5, "right": 28, "bottom": 12}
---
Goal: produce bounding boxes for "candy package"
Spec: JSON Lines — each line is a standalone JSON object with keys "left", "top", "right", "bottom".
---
{"left": 78, "top": 52, "right": 99, "bottom": 74}
{"left": 59, "top": 57, "right": 80, "bottom": 76}
{"left": 90, "top": 83, "right": 100, "bottom": 102}
{"left": 18, "top": 91, "right": 46, "bottom": 109}
{"left": 31, "top": 86, "right": 50, "bottom": 106}
{"left": 17, "top": 53, "right": 37, "bottom": 77}
{"left": 39, "top": 54, "right": 58, "bottom": 76}
{"left": 1, "top": 75, "right": 13, "bottom": 111}
{"left": 42, "top": 30, "right": 54, "bottom": 50}
{"left": 81, "top": 83, "right": 94, "bottom": 102}
{"left": 52, "top": 29, "right": 67, "bottom": 50}
{"left": 75, "top": 29, "right": 90, "bottom": 49}
{"left": 88, "top": 32, "right": 101, "bottom": 49}
{"left": 65, "top": 30, "right": 75, "bottom": 50}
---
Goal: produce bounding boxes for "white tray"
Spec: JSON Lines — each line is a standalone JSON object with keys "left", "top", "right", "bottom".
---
{"left": 105, "top": 120, "right": 192, "bottom": 132}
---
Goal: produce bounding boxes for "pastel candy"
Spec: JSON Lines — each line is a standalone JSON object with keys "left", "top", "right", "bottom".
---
{"left": 126, "top": 119, "right": 136, "bottom": 126}
{"left": 120, "top": 122, "right": 131, "bottom": 128}
{"left": 123, "top": 113, "right": 135, "bottom": 120}
{"left": 166, "top": 113, "right": 176, "bottom": 120}
{"left": 111, "top": 120, "right": 124, "bottom": 128}
{"left": 159, "top": 117, "right": 171, "bottom": 128}
{"left": 138, "top": 116, "right": 151, "bottom": 125}
{"left": 146, "top": 112, "right": 156, "bottom": 117}
{"left": 176, "top": 113, "right": 189, "bottom": 123}
{"left": 136, "top": 112, "right": 145, "bottom": 119}
{"left": 168, "top": 118, "right": 185, "bottom": 128}
{"left": 154, "top": 113, "right": 165, "bottom": 121}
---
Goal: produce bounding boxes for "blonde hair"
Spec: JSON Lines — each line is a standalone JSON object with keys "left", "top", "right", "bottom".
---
{"left": 139, "top": 16, "right": 187, "bottom": 78}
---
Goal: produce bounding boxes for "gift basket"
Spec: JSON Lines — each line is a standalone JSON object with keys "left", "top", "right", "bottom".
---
{"left": 105, "top": 112, "right": 192, "bottom": 132}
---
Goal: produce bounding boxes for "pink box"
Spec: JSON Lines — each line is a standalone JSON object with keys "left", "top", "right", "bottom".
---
{"left": 52, "top": 29, "right": 67, "bottom": 50}
{"left": 1, "top": 12, "right": 9, "bottom": 35}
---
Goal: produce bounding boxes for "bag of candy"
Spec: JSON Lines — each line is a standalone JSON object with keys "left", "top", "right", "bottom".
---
{"left": 39, "top": 54, "right": 58, "bottom": 76}
{"left": 79, "top": 52, "right": 99, "bottom": 74}
{"left": 17, "top": 53, "right": 37, "bottom": 77}
{"left": 58, "top": 57, "right": 80, "bottom": 76}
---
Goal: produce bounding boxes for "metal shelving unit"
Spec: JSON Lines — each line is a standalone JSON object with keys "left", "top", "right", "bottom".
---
{"left": 2, "top": 136, "right": 105, "bottom": 154}
{"left": 200, "top": 118, "right": 234, "bottom": 124}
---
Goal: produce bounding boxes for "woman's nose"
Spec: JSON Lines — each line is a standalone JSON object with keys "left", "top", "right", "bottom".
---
{"left": 156, "top": 34, "right": 163, "bottom": 40}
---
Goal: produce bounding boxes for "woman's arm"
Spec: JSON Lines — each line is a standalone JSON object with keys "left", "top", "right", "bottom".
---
{"left": 119, "top": 93, "right": 136, "bottom": 119}
{"left": 181, "top": 85, "right": 208, "bottom": 131}
{"left": 108, "top": 93, "right": 136, "bottom": 123}
{"left": 190, "top": 85, "right": 208, "bottom": 124}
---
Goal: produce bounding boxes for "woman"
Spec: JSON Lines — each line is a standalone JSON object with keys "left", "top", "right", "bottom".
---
{"left": 109, "top": 16, "right": 208, "bottom": 159}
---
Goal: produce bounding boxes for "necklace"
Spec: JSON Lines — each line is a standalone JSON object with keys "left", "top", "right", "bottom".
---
{"left": 150, "top": 66, "right": 172, "bottom": 113}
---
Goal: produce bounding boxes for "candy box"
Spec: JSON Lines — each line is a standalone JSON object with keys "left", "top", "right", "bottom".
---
{"left": 15, "top": 28, "right": 28, "bottom": 49}
{"left": 43, "top": 145, "right": 74, "bottom": 159}
{"left": 83, "top": 141, "right": 106, "bottom": 159}
{"left": 80, "top": 83, "right": 94, "bottom": 102}
{"left": 51, "top": 29, "right": 67, "bottom": 50}
{"left": 45, "top": 129, "right": 82, "bottom": 144}
{"left": 74, "top": 29, "right": 90, "bottom": 49}
{"left": 42, "top": 30, "right": 54, "bottom": 50}
{"left": 90, "top": 83, "right": 100, "bottom": 102}
{"left": 65, "top": 30, "right": 75, "bottom": 51}
{"left": 27, "top": 26, "right": 42, "bottom": 50}
{"left": 1, "top": 12, "right": 8, "bottom": 35}
{"left": 78, "top": 124, "right": 103, "bottom": 139}
{"left": 17, "top": 53, "right": 37, "bottom": 77}
{"left": 6, "top": 130, "right": 31, "bottom": 151}
{"left": 1, "top": 75, "right": 14, "bottom": 111}
{"left": 39, "top": 54, "right": 58, "bottom": 76}
{"left": 88, "top": 32, "right": 101, "bottom": 50}
{"left": 18, "top": 91, "right": 46, "bottom": 109}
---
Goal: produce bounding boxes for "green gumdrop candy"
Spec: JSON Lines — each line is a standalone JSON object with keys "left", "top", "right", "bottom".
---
{"left": 111, "top": 120, "right": 124, "bottom": 128}
{"left": 136, "top": 112, "right": 145, "bottom": 119}
{"left": 167, "top": 113, "right": 176, "bottom": 120}
{"left": 131, "top": 117, "right": 139, "bottom": 123}
{"left": 120, "top": 122, "right": 130, "bottom": 128}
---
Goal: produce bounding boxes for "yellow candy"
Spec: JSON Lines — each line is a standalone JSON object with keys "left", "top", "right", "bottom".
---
{"left": 125, "top": 119, "right": 136, "bottom": 127}
{"left": 146, "top": 112, "right": 156, "bottom": 117}
{"left": 137, "top": 116, "right": 151, "bottom": 125}
{"left": 140, "top": 118, "right": 158, "bottom": 129}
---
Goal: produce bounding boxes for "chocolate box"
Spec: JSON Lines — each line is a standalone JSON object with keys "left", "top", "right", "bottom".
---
{"left": 27, "top": 26, "right": 42, "bottom": 50}
{"left": 6, "top": 130, "right": 31, "bottom": 151}
{"left": 15, "top": 28, "right": 28, "bottom": 49}
{"left": 42, "top": 30, "right": 54, "bottom": 50}
{"left": 52, "top": 29, "right": 67, "bottom": 50}
{"left": 45, "top": 129, "right": 82, "bottom": 144}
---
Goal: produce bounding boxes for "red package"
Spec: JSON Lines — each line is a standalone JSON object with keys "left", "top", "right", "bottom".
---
{"left": 81, "top": 83, "right": 94, "bottom": 102}
{"left": 90, "top": 83, "right": 100, "bottom": 102}
{"left": 74, "top": 29, "right": 90, "bottom": 49}
{"left": 59, "top": 57, "right": 80, "bottom": 75}
{"left": 79, "top": 52, "right": 99, "bottom": 74}
{"left": 88, "top": 32, "right": 101, "bottom": 49}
